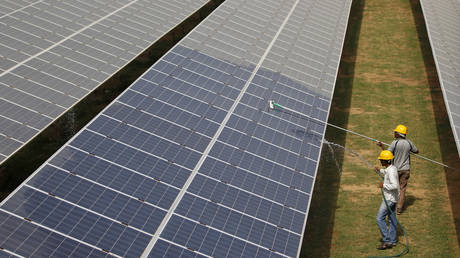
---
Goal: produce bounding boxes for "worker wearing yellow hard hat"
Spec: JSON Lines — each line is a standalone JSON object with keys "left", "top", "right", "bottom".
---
{"left": 394, "top": 124, "right": 407, "bottom": 135}
{"left": 377, "top": 125, "right": 419, "bottom": 215}
{"left": 378, "top": 150, "right": 394, "bottom": 160}
{"left": 375, "top": 150, "right": 400, "bottom": 250}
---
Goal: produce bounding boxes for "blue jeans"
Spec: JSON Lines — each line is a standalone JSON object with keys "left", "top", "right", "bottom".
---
{"left": 376, "top": 199, "right": 397, "bottom": 244}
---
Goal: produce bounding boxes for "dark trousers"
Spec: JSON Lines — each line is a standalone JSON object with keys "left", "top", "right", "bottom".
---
{"left": 397, "top": 169, "right": 410, "bottom": 212}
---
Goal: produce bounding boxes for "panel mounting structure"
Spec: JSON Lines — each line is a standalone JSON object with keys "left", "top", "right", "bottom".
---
{"left": 0, "top": 0, "right": 352, "bottom": 257}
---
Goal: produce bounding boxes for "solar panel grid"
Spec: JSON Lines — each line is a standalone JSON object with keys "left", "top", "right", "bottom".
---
{"left": 0, "top": 210, "right": 112, "bottom": 257}
{"left": 0, "top": 0, "right": 352, "bottom": 256}
{"left": 0, "top": 0, "right": 37, "bottom": 17}
{"left": 3, "top": 186, "right": 152, "bottom": 257}
{"left": 0, "top": 0, "right": 209, "bottom": 163}
{"left": 153, "top": 0, "right": 350, "bottom": 256}
{"left": 420, "top": 0, "right": 460, "bottom": 156}
{"left": 0, "top": 135, "right": 22, "bottom": 159}
{"left": 144, "top": 0, "right": 348, "bottom": 256}
{"left": 0, "top": 44, "right": 241, "bottom": 254}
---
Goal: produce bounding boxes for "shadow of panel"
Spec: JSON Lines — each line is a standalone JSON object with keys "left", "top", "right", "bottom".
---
{"left": 300, "top": 0, "right": 365, "bottom": 257}
{"left": 409, "top": 0, "right": 460, "bottom": 247}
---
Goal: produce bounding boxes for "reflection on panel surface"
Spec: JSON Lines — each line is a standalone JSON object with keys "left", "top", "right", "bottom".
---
{"left": 0, "top": 0, "right": 209, "bottom": 163}
{"left": 0, "top": 0, "right": 352, "bottom": 257}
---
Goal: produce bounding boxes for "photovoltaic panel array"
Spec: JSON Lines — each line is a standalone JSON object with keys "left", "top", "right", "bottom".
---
{"left": 0, "top": 0, "right": 209, "bottom": 164}
{"left": 420, "top": 0, "right": 460, "bottom": 157}
{"left": 0, "top": 0, "right": 352, "bottom": 257}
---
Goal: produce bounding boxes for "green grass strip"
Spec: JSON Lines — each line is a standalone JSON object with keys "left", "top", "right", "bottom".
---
{"left": 301, "top": 0, "right": 460, "bottom": 257}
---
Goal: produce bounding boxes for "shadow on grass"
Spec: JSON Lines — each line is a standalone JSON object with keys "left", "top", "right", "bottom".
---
{"left": 404, "top": 194, "right": 419, "bottom": 210}
{"left": 300, "top": 1, "right": 364, "bottom": 257}
{"left": 0, "top": 0, "right": 225, "bottom": 201}
{"left": 409, "top": 0, "right": 460, "bottom": 247}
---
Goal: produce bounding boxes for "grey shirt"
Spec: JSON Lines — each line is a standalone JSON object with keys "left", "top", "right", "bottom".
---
{"left": 388, "top": 138, "right": 418, "bottom": 171}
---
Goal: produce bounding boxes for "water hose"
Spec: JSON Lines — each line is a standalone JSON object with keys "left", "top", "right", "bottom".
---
{"left": 324, "top": 139, "right": 409, "bottom": 257}
{"left": 368, "top": 169, "right": 409, "bottom": 257}
{"left": 268, "top": 100, "right": 455, "bottom": 171}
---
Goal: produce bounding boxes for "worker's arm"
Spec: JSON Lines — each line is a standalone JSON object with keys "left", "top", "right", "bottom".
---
{"left": 375, "top": 166, "right": 384, "bottom": 175}
{"left": 409, "top": 139, "right": 419, "bottom": 154}
{"left": 376, "top": 141, "right": 385, "bottom": 150}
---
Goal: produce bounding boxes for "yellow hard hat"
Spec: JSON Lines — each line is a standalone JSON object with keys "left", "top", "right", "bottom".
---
{"left": 394, "top": 124, "right": 407, "bottom": 135}
{"left": 378, "top": 150, "right": 394, "bottom": 160}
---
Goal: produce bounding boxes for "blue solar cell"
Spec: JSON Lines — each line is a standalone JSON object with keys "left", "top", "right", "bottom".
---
{"left": 213, "top": 208, "right": 230, "bottom": 229}
{"left": 178, "top": 219, "right": 197, "bottom": 247}
{"left": 201, "top": 229, "right": 220, "bottom": 254}
{"left": 214, "top": 233, "right": 233, "bottom": 257}
{"left": 188, "top": 224, "right": 208, "bottom": 250}
{"left": 241, "top": 242, "right": 258, "bottom": 257}
{"left": 221, "top": 187, "right": 239, "bottom": 207}
{"left": 225, "top": 211, "right": 243, "bottom": 235}
{"left": 247, "top": 219, "right": 265, "bottom": 245}
{"left": 236, "top": 215, "right": 252, "bottom": 239}
{"left": 233, "top": 191, "right": 250, "bottom": 210}
{"left": 260, "top": 226, "right": 276, "bottom": 248}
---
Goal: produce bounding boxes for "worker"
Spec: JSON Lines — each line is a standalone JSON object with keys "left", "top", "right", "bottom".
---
{"left": 377, "top": 125, "right": 418, "bottom": 215}
{"left": 375, "top": 150, "right": 400, "bottom": 250}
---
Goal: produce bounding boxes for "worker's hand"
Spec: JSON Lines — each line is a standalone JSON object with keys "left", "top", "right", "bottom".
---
{"left": 376, "top": 141, "right": 384, "bottom": 149}
{"left": 374, "top": 166, "right": 380, "bottom": 172}
{"left": 378, "top": 182, "right": 383, "bottom": 188}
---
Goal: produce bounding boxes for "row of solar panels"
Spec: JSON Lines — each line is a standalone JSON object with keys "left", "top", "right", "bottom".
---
{"left": 0, "top": 0, "right": 356, "bottom": 256}
{"left": 0, "top": 0, "right": 209, "bottom": 164}
{"left": 419, "top": 0, "right": 460, "bottom": 157}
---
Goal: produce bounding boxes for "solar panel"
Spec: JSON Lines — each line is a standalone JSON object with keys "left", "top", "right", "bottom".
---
{"left": 420, "top": 0, "right": 460, "bottom": 157}
{"left": 0, "top": 0, "right": 352, "bottom": 256}
{"left": 0, "top": 0, "right": 209, "bottom": 164}
{"left": 0, "top": 0, "right": 37, "bottom": 17}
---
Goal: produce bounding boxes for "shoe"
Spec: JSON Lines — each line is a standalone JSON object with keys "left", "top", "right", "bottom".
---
{"left": 377, "top": 243, "right": 393, "bottom": 250}
{"left": 380, "top": 239, "right": 397, "bottom": 246}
